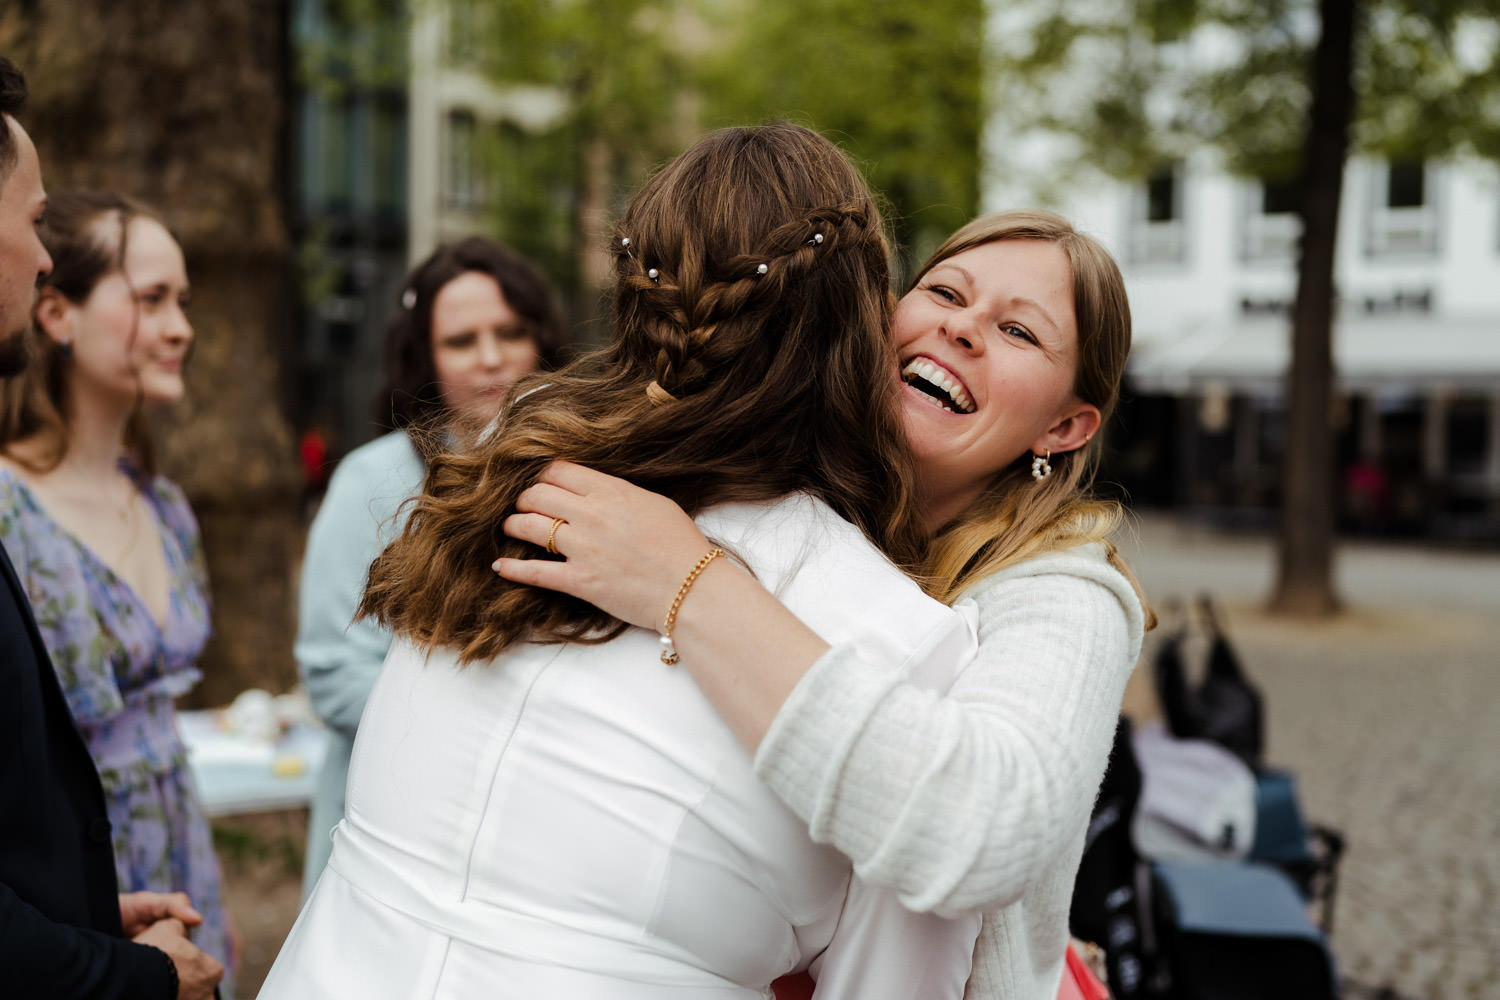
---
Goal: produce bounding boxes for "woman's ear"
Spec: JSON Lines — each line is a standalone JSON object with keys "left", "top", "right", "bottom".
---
{"left": 1035, "top": 401, "right": 1102, "bottom": 456}
{"left": 33, "top": 288, "right": 73, "bottom": 344}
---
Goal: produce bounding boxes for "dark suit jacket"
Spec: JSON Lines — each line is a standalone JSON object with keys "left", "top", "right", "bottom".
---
{"left": 0, "top": 544, "right": 171, "bottom": 999}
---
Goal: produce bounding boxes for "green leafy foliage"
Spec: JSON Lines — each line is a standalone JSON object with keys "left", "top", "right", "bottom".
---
{"left": 991, "top": 0, "right": 1500, "bottom": 184}
{"left": 699, "top": 0, "right": 985, "bottom": 269}
{"left": 447, "top": 0, "right": 982, "bottom": 304}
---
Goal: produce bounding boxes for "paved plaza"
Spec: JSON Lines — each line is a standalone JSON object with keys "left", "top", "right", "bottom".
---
{"left": 1118, "top": 516, "right": 1500, "bottom": 1000}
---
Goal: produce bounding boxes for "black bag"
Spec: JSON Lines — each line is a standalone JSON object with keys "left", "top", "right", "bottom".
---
{"left": 1153, "top": 596, "right": 1263, "bottom": 769}
{"left": 1070, "top": 718, "right": 1169, "bottom": 998}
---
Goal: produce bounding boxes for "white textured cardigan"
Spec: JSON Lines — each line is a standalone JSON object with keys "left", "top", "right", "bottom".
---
{"left": 755, "top": 542, "right": 1145, "bottom": 1000}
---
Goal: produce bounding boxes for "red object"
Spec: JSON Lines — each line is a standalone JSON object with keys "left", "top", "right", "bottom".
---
{"left": 771, "top": 974, "right": 814, "bottom": 1000}
{"left": 1060, "top": 941, "right": 1111, "bottom": 1000}
{"left": 299, "top": 429, "right": 329, "bottom": 490}
{"left": 771, "top": 942, "right": 1109, "bottom": 1000}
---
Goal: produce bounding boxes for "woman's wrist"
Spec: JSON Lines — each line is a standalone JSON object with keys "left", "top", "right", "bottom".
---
{"left": 657, "top": 548, "right": 727, "bottom": 665}
{"left": 662, "top": 557, "right": 830, "bottom": 750}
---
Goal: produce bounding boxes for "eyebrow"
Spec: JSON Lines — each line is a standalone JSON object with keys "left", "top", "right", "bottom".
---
{"left": 930, "top": 262, "right": 1063, "bottom": 334}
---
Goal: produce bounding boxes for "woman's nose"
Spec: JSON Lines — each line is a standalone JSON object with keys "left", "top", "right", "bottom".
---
{"left": 478, "top": 335, "right": 505, "bottom": 369}
{"left": 165, "top": 304, "right": 193, "bottom": 343}
{"left": 944, "top": 309, "right": 984, "bottom": 355}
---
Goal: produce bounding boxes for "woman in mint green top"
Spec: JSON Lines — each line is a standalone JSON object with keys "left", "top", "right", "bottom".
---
{"left": 297, "top": 237, "right": 562, "bottom": 895}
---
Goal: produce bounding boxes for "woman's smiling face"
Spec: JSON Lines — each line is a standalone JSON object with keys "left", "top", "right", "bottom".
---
{"left": 894, "top": 238, "right": 1101, "bottom": 528}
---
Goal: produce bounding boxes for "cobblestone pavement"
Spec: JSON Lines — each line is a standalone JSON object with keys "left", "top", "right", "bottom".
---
{"left": 1118, "top": 516, "right": 1500, "bottom": 1000}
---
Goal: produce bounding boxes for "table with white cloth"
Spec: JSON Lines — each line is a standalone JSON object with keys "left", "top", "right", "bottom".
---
{"left": 179, "top": 708, "right": 329, "bottom": 817}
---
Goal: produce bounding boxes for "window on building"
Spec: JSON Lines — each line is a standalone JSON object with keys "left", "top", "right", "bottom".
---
{"left": 1128, "top": 163, "right": 1186, "bottom": 265}
{"left": 1387, "top": 160, "right": 1425, "bottom": 209}
{"left": 1146, "top": 168, "right": 1177, "bottom": 222}
{"left": 370, "top": 98, "right": 407, "bottom": 221}
{"left": 444, "top": 110, "right": 485, "bottom": 211}
{"left": 300, "top": 94, "right": 355, "bottom": 214}
{"left": 1368, "top": 159, "right": 1438, "bottom": 256}
{"left": 446, "top": 0, "right": 497, "bottom": 68}
{"left": 1242, "top": 175, "right": 1302, "bottom": 260}
{"left": 1261, "top": 178, "right": 1301, "bottom": 216}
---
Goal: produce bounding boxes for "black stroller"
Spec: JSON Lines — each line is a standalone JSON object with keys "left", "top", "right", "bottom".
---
{"left": 1070, "top": 596, "right": 1345, "bottom": 999}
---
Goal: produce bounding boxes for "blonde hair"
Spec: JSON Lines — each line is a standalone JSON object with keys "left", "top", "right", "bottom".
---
{"left": 914, "top": 210, "right": 1152, "bottom": 623}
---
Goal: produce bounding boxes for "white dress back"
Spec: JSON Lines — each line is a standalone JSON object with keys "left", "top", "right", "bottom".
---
{"left": 261, "top": 496, "right": 979, "bottom": 999}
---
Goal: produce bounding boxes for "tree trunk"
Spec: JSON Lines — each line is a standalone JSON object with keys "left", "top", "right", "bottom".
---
{"left": 1270, "top": 0, "right": 1360, "bottom": 617}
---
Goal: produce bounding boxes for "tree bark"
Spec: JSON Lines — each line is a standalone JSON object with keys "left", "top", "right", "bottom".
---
{"left": 1271, "top": 0, "right": 1360, "bottom": 617}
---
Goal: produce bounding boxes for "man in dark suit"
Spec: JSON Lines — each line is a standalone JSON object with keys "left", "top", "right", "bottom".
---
{"left": 0, "top": 55, "right": 223, "bottom": 1000}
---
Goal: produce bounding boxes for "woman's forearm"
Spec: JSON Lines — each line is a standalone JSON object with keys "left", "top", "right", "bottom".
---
{"left": 664, "top": 557, "right": 830, "bottom": 751}
{"left": 756, "top": 557, "right": 1143, "bottom": 915}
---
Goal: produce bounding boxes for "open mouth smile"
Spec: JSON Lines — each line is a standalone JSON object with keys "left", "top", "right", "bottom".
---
{"left": 901, "top": 357, "right": 975, "bottom": 414}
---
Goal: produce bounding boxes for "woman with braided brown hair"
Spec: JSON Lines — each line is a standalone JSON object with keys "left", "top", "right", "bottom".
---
{"left": 260, "top": 122, "right": 983, "bottom": 998}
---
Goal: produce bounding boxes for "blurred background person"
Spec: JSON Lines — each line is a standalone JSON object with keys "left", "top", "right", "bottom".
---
{"left": 0, "top": 190, "right": 235, "bottom": 992}
{"left": 296, "top": 236, "right": 564, "bottom": 897}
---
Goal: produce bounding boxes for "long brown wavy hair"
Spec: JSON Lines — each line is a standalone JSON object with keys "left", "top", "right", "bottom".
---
{"left": 914, "top": 210, "right": 1151, "bottom": 625}
{"left": 361, "top": 122, "right": 924, "bottom": 662}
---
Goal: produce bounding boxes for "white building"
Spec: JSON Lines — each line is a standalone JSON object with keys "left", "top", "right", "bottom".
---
{"left": 984, "top": 149, "right": 1500, "bottom": 538}
{"left": 406, "top": 0, "right": 566, "bottom": 264}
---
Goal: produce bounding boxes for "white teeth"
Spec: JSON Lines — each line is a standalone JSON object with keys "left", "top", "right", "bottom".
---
{"left": 900, "top": 358, "right": 975, "bottom": 413}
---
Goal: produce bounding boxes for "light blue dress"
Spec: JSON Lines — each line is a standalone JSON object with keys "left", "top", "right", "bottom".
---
{"left": 296, "top": 430, "right": 425, "bottom": 897}
{"left": 0, "top": 462, "right": 234, "bottom": 996}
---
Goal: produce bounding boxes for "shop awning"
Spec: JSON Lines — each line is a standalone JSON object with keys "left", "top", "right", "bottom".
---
{"left": 1127, "top": 316, "right": 1500, "bottom": 395}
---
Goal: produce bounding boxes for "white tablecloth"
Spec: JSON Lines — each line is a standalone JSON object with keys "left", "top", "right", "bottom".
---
{"left": 179, "top": 709, "right": 329, "bottom": 817}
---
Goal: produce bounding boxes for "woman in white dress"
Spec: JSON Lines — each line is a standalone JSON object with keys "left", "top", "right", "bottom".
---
{"left": 260, "top": 123, "right": 984, "bottom": 999}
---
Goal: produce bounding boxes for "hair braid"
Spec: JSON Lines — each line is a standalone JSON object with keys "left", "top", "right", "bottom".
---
{"left": 622, "top": 206, "right": 879, "bottom": 404}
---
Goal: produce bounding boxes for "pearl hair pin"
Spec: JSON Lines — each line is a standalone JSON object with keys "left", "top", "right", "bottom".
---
{"left": 756, "top": 263, "right": 769, "bottom": 275}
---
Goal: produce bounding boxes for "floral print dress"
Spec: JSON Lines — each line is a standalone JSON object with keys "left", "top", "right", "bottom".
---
{"left": 0, "top": 463, "right": 234, "bottom": 995}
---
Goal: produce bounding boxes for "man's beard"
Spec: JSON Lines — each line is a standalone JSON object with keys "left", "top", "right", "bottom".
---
{"left": 0, "top": 325, "right": 32, "bottom": 377}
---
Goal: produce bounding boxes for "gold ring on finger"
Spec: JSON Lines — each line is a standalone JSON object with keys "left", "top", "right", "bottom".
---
{"left": 546, "top": 517, "right": 566, "bottom": 555}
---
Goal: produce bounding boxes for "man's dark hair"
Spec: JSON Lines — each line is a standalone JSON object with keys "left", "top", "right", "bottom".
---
{"left": 0, "top": 56, "right": 27, "bottom": 183}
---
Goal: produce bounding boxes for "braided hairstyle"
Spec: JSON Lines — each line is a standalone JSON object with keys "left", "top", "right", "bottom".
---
{"left": 361, "top": 122, "right": 925, "bottom": 662}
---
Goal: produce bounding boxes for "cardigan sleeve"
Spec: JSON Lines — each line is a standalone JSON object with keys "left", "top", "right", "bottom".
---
{"left": 754, "top": 544, "right": 1143, "bottom": 917}
{"left": 295, "top": 434, "right": 424, "bottom": 738}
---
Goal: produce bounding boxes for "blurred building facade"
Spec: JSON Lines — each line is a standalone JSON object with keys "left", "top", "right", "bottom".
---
{"left": 407, "top": 0, "right": 566, "bottom": 263}
{"left": 1001, "top": 154, "right": 1500, "bottom": 541}
{"left": 289, "top": 0, "right": 570, "bottom": 458}
{"left": 288, "top": 0, "right": 410, "bottom": 458}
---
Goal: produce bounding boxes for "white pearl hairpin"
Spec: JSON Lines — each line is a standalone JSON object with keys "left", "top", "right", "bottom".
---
{"left": 756, "top": 263, "right": 769, "bottom": 275}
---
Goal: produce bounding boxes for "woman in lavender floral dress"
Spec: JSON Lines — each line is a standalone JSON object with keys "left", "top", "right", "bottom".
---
{"left": 0, "top": 191, "right": 233, "bottom": 994}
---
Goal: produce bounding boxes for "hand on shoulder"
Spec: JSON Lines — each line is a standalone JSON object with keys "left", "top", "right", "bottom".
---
{"left": 493, "top": 460, "right": 714, "bottom": 632}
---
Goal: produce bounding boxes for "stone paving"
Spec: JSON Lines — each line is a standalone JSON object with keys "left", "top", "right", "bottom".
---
{"left": 1117, "top": 516, "right": 1500, "bottom": 1000}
